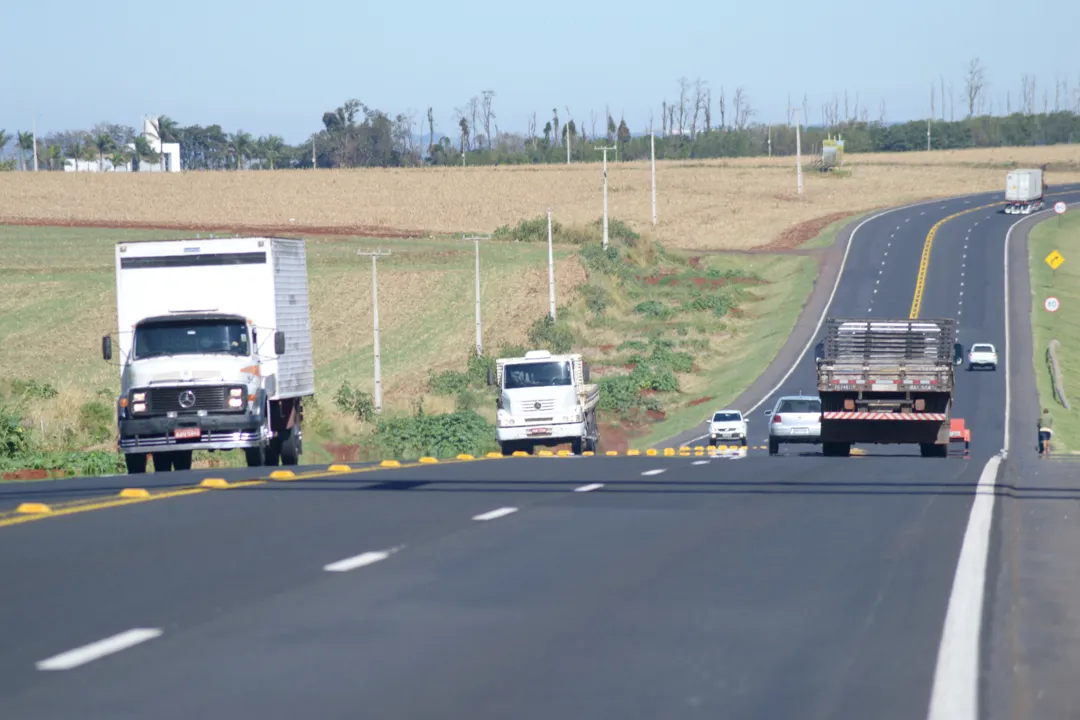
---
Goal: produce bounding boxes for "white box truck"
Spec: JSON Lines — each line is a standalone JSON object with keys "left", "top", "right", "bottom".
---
{"left": 487, "top": 350, "right": 600, "bottom": 455}
{"left": 102, "top": 236, "right": 315, "bottom": 474}
{"left": 1004, "top": 168, "right": 1045, "bottom": 214}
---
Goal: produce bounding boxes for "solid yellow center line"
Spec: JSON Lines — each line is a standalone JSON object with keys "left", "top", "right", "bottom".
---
{"left": 910, "top": 202, "right": 1001, "bottom": 319}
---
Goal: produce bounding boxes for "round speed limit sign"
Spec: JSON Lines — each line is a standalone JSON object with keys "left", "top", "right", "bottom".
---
{"left": 1054, "top": 201, "right": 1067, "bottom": 215}
{"left": 1045, "top": 296, "right": 1060, "bottom": 312}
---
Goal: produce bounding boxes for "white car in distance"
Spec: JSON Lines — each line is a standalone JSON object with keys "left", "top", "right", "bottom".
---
{"left": 709, "top": 409, "right": 748, "bottom": 447}
{"left": 967, "top": 343, "right": 998, "bottom": 371}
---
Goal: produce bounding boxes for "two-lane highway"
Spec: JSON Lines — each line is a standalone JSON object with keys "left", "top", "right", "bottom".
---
{"left": 3, "top": 185, "right": 1080, "bottom": 719}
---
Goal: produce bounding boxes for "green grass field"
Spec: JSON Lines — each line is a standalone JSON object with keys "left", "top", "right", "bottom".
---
{"left": 1028, "top": 210, "right": 1080, "bottom": 454}
{"left": 0, "top": 219, "right": 822, "bottom": 471}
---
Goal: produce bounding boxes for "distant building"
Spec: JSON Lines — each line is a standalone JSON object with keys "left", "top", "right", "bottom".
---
{"left": 63, "top": 116, "right": 181, "bottom": 172}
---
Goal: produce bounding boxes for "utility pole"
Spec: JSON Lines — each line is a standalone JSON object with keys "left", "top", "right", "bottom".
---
{"left": 356, "top": 248, "right": 392, "bottom": 412}
{"left": 547, "top": 209, "right": 557, "bottom": 320}
{"left": 595, "top": 145, "right": 616, "bottom": 249}
{"left": 463, "top": 234, "right": 491, "bottom": 355}
{"left": 794, "top": 108, "right": 803, "bottom": 196}
{"left": 768, "top": 126, "right": 772, "bottom": 157}
{"left": 651, "top": 132, "right": 657, "bottom": 226}
{"left": 32, "top": 117, "right": 38, "bottom": 172}
{"left": 311, "top": 138, "right": 316, "bottom": 169}
{"left": 927, "top": 118, "right": 932, "bottom": 151}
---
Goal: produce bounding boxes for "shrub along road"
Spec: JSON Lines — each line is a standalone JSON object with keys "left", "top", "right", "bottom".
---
{"left": 2, "top": 187, "right": 1080, "bottom": 719}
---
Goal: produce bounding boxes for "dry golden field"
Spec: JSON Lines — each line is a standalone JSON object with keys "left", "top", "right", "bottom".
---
{"left": 2, "top": 146, "right": 1079, "bottom": 251}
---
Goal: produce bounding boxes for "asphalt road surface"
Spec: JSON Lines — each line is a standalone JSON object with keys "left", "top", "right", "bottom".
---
{"left": 2, "top": 187, "right": 1080, "bottom": 719}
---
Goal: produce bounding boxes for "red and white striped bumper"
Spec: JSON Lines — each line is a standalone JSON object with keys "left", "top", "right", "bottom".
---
{"left": 822, "top": 412, "right": 947, "bottom": 420}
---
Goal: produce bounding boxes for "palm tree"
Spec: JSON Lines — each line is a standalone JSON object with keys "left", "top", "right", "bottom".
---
{"left": 0, "top": 130, "right": 9, "bottom": 164}
{"left": 259, "top": 134, "right": 284, "bottom": 169}
{"left": 80, "top": 143, "right": 97, "bottom": 170}
{"left": 45, "top": 144, "right": 62, "bottom": 170}
{"left": 151, "top": 115, "right": 179, "bottom": 171}
{"left": 133, "top": 135, "right": 160, "bottom": 171}
{"left": 110, "top": 149, "right": 131, "bottom": 171}
{"left": 16, "top": 131, "right": 34, "bottom": 171}
{"left": 228, "top": 130, "right": 253, "bottom": 170}
{"left": 94, "top": 133, "right": 116, "bottom": 169}
{"left": 65, "top": 138, "right": 83, "bottom": 171}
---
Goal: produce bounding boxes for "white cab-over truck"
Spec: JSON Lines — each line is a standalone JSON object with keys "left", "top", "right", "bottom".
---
{"left": 102, "top": 236, "right": 315, "bottom": 474}
{"left": 488, "top": 350, "right": 600, "bottom": 455}
{"left": 1004, "top": 168, "right": 1045, "bottom": 214}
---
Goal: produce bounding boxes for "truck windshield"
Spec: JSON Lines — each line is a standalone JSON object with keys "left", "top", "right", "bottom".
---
{"left": 503, "top": 361, "right": 573, "bottom": 389}
{"left": 133, "top": 319, "right": 250, "bottom": 359}
{"left": 713, "top": 412, "right": 741, "bottom": 422}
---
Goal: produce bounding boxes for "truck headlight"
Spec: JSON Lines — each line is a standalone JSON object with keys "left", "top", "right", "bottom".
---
{"left": 133, "top": 402, "right": 147, "bottom": 413}
{"left": 132, "top": 392, "right": 146, "bottom": 402}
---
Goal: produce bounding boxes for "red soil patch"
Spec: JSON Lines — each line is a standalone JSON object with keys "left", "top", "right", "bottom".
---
{"left": 759, "top": 208, "right": 878, "bottom": 252}
{"left": 2, "top": 469, "right": 50, "bottom": 481}
{"left": 645, "top": 409, "right": 666, "bottom": 421}
{"left": 598, "top": 344, "right": 617, "bottom": 352}
{"left": 687, "top": 396, "right": 713, "bottom": 407}
{"left": 688, "top": 256, "right": 703, "bottom": 269}
{"left": 598, "top": 423, "right": 632, "bottom": 453}
{"left": 323, "top": 443, "right": 360, "bottom": 463}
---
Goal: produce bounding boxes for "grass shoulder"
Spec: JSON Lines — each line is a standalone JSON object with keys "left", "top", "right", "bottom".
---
{"left": 1028, "top": 210, "right": 1080, "bottom": 453}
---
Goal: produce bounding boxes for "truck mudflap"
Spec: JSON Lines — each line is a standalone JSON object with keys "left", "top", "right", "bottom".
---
{"left": 822, "top": 412, "right": 947, "bottom": 420}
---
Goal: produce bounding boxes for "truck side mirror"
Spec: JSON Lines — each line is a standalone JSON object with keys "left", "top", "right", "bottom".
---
{"left": 814, "top": 342, "right": 825, "bottom": 360}
{"left": 953, "top": 342, "right": 963, "bottom": 365}
{"left": 583, "top": 363, "right": 591, "bottom": 383}
{"left": 102, "top": 335, "right": 113, "bottom": 361}
{"left": 486, "top": 368, "right": 494, "bottom": 387}
{"left": 274, "top": 330, "right": 286, "bottom": 355}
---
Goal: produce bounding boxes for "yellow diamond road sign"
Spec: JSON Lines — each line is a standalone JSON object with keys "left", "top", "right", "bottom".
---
{"left": 1045, "top": 250, "right": 1065, "bottom": 271}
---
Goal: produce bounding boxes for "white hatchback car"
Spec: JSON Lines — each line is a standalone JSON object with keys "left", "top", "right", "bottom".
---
{"left": 765, "top": 395, "right": 822, "bottom": 455}
{"left": 708, "top": 409, "right": 747, "bottom": 446}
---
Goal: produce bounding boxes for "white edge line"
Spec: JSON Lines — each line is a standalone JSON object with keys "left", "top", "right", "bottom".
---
{"left": 574, "top": 483, "right": 604, "bottom": 492}
{"left": 473, "top": 507, "right": 518, "bottom": 521}
{"left": 641, "top": 469, "right": 667, "bottom": 476}
{"left": 36, "top": 628, "right": 163, "bottom": 671}
{"left": 324, "top": 546, "right": 402, "bottom": 572}
{"left": 925, "top": 455, "right": 1001, "bottom": 720}
{"left": 691, "top": 460, "right": 710, "bottom": 465}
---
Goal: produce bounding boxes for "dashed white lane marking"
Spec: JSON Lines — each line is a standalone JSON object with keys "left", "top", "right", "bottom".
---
{"left": 921, "top": 211, "right": 927, "bottom": 215}
{"left": 906, "top": 217, "right": 911, "bottom": 222}
{"left": 692, "top": 460, "right": 710, "bottom": 466}
{"left": 574, "top": 483, "right": 604, "bottom": 492}
{"left": 641, "top": 469, "right": 667, "bottom": 476}
{"left": 324, "top": 547, "right": 401, "bottom": 572}
{"left": 473, "top": 507, "right": 519, "bottom": 521}
{"left": 36, "top": 629, "right": 163, "bottom": 671}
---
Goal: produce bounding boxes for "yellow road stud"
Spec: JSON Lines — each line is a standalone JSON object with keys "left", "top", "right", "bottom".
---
{"left": 119, "top": 488, "right": 151, "bottom": 499}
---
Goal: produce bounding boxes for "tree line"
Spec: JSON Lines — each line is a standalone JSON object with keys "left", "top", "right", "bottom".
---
{"left": 3, "top": 60, "right": 1078, "bottom": 171}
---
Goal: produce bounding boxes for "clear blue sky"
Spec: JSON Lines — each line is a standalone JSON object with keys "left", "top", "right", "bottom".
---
{"left": 1, "top": 0, "right": 1077, "bottom": 145}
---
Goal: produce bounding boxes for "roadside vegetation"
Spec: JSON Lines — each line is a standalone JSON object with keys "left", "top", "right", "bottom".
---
{"left": 1028, "top": 210, "right": 1080, "bottom": 454}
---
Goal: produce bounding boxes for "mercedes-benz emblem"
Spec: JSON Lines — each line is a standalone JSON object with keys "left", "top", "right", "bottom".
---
{"left": 534, "top": 401, "right": 542, "bottom": 410}
{"left": 178, "top": 390, "right": 196, "bottom": 409}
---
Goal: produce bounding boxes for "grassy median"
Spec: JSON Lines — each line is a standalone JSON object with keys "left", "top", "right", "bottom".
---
{"left": 1028, "top": 210, "right": 1080, "bottom": 454}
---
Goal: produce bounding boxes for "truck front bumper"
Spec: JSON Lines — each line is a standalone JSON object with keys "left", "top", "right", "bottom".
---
{"left": 118, "top": 414, "right": 265, "bottom": 453}
{"left": 497, "top": 421, "right": 585, "bottom": 443}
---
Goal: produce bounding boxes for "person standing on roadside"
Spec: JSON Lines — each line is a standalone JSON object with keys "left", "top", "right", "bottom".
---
{"left": 1038, "top": 408, "right": 1054, "bottom": 457}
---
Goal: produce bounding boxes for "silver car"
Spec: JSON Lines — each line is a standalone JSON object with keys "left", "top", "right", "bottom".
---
{"left": 765, "top": 395, "right": 822, "bottom": 455}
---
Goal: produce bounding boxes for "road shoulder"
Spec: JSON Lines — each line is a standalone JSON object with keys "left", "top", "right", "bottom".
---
{"left": 983, "top": 208, "right": 1080, "bottom": 720}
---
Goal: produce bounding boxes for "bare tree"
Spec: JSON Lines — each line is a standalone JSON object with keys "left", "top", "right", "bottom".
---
{"left": 1021, "top": 75, "right": 1036, "bottom": 114}
{"left": 717, "top": 87, "right": 727, "bottom": 130}
{"left": 1043, "top": 89, "right": 1049, "bottom": 114}
{"left": 940, "top": 75, "right": 946, "bottom": 121}
{"left": 467, "top": 96, "right": 480, "bottom": 151}
{"left": 787, "top": 93, "right": 793, "bottom": 125}
{"left": 964, "top": 58, "right": 986, "bottom": 117}
{"left": 732, "top": 87, "right": 753, "bottom": 129}
{"left": 930, "top": 82, "right": 935, "bottom": 120}
{"left": 667, "top": 105, "right": 675, "bottom": 137}
{"left": 1006, "top": 91, "right": 1011, "bottom": 115}
{"left": 552, "top": 108, "right": 559, "bottom": 147}
{"left": 703, "top": 88, "right": 712, "bottom": 133}
{"left": 844, "top": 90, "right": 850, "bottom": 124}
{"left": 879, "top": 99, "right": 887, "bottom": 125}
{"left": 801, "top": 94, "right": 810, "bottom": 129}
{"left": 691, "top": 77, "right": 706, "bottom": 140}
{"left": 590, "top": 110, "right": 598, "bottom": 141}
{"left": 481, "top": 90, "right": 496, "bottom": 149}
{"left": 528, "top": 112, "right": 537, "bottom": 148}
{"left": 661, "top": 101, "right": 668, "bottom": 137}
{"left": 948, "top": 81, "right": 955, "bottom": 120}
{"left": 677, "top": 76, "right": 689, "bottom": 135}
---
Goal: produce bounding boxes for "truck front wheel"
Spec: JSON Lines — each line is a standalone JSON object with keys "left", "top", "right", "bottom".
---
{"left": 280, "top": 426, "right": 301, "bottom": 466}
{"left": 245, "top": 446, "right": 266, "bottom": 467}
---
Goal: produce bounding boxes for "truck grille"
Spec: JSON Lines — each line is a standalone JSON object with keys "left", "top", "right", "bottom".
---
{"left": 146, "top": 386, "right": 229, "bottom": 415}
{"left": 524, "top": 399, "right": 555, "bottom": 413}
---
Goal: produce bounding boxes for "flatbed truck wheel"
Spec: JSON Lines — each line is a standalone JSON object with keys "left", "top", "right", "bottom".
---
{"left": 768, "top": 438, "right": 779, "bottom": 456}
{"left": 125, "top": 453, "right": 147, "bottom": 474}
